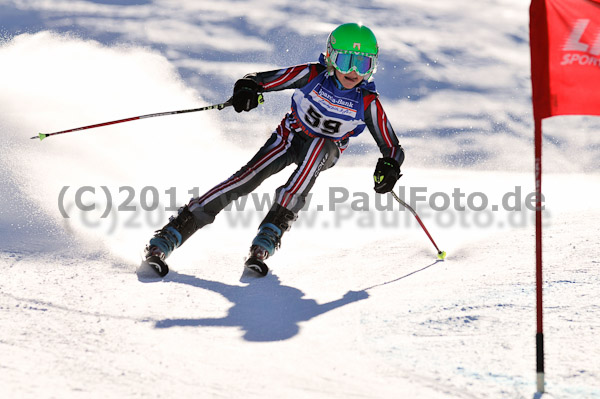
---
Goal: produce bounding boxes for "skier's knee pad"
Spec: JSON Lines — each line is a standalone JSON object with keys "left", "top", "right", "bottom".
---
{"left": 321, "top": 140, "right": 341, "bottom": 171}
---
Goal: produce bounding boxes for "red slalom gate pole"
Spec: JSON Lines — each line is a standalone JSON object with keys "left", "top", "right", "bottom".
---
{"left": 534, "top": 117, "right": 545, "bottom": 393}
{"left": 391, "top": 191, "right": 446, "bottom": 260}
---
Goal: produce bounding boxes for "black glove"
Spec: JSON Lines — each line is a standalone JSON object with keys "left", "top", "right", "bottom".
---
{"left": 232, "top": 78, "right": 260, "bottom": 113}
{"left": 373, "top": 157, "right": 401, "bottom": 193}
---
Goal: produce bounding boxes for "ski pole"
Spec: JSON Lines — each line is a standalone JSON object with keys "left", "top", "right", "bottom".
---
{"left": 391, "top": 190, "right": 446, "bottom": 260}
{"left": 30, "top": 95, "right": 263, "bottom": 141}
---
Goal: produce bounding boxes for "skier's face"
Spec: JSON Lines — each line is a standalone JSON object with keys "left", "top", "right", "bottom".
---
{"left": 335, "top": 69, "right": 364, "bottom": 89}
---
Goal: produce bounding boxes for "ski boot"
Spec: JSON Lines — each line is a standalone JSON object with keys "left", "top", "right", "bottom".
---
{"left": 244, "top": 223, "right": 282, "bottom": 276}
{"left": 244, "top": 204, "right": 296, "bottom": 276}
{"left": 144, "top": 205, "right": 197, "bottom": 277}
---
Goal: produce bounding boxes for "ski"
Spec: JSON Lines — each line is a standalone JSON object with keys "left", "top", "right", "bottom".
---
{"left": 137, "top": 255, "right": 169, "bottom": 278}
{"left": 244, "top": 256, "right": 269, "bottom": 277}
{"left": 145, "top": 255, "right": 169, "bottom": 277}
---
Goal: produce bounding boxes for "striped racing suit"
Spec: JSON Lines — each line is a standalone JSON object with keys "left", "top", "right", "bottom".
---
{"left": 187, "top": 54, "right": 404, "bottom": 233}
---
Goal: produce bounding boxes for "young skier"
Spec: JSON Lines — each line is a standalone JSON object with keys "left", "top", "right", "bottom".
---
{"left": 143, "top": 23, "right": 404, "bottom": 277}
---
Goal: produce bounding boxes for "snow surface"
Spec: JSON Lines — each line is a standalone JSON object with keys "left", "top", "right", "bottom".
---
{"left": 0, "top": 1, "right": 599, "bottom": 398}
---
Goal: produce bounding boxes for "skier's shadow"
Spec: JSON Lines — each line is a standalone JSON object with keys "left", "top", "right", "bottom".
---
{"left": 151, "top": 270, "right": 369, "bottom": 342}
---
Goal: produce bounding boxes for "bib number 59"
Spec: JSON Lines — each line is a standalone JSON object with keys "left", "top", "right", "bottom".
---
{"left": 304, "top": 106, "right": 342, "bottom": 135}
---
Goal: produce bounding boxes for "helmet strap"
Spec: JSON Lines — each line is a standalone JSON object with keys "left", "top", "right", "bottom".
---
{"left": 332, "top": 73, "right": 344, "bottom": 89}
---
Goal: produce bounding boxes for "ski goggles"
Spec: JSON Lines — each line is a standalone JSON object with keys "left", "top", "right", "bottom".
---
{"left": 329, "top": 50, "right": 377, "bottom": 76}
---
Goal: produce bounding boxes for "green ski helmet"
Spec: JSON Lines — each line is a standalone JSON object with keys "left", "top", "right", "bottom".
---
{"left": 326, "top": 23, "right": 379, "bottom": 79}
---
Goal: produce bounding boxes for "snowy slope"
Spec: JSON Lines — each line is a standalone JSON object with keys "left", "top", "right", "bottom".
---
{"left": 1, "top": 1, "right": 599, "bottom": 398}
